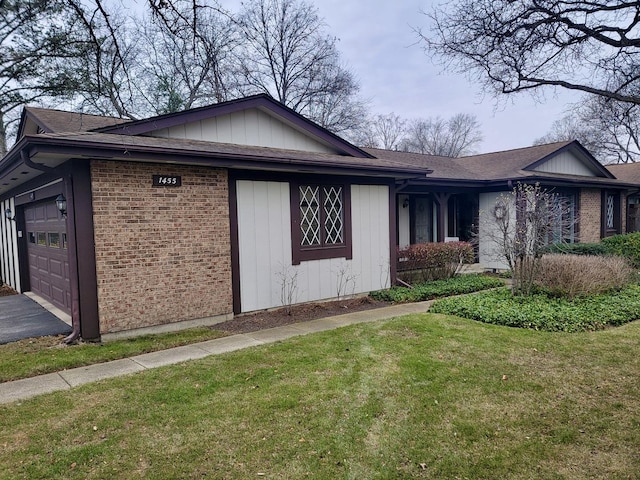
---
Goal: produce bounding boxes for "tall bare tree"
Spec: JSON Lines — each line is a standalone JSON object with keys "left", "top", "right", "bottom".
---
{"left": 356, "top": 113, "right": 406, "bottom": 150}
{"left": 234, "top": 0, "right": 368, "bottom": 133}
{"left": 420, "top": 1, "right": 640, "bottom": 107}
{"left": 401, "top": 113, "right": 482, "bottom": 157}
{"left": 534, "top": 97, "right": 640, "bottom": 164}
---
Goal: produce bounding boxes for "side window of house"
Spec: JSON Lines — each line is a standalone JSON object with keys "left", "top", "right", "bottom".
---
{"left": 291, "top": 181, "right": 352, "bottom": 264}
{"left": 603, "top": 191, "right": 621, "bottom": 237}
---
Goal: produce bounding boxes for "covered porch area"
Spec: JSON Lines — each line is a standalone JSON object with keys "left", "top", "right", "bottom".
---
{"left": 396, "top": 188, "right": 479, "bottom": 248}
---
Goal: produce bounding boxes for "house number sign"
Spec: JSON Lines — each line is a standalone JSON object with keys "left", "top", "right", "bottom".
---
{"left": 152, "top": 175, "right": 182, "bottom": 187}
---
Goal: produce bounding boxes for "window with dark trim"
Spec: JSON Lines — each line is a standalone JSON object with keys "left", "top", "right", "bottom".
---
{"left": 291, "top": 181, "right": 352, "bottom": 264}
{"left": 602, "top": 190, "right": 621, "bottom": 237}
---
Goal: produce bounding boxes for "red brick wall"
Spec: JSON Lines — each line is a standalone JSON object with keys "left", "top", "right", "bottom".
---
{"left": 91, "top": 161, "right": 232, "bottom": 334}
{"left": 579, "top": 188, "right": 602, "bottom": 243}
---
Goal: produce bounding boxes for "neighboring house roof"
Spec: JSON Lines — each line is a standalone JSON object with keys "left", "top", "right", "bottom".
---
{"left": 607, "top": 163, "right": 640, "bottom": 186}
{"left": 365, "top": 141, "right": 628, "bottom": 188}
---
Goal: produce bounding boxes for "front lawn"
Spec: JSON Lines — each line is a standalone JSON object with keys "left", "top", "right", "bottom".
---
{"left": 1, "top": 314, "right": 638, "bottom": 479}
{"left": 430, "top": 284, "right": 640, "bottom": 332}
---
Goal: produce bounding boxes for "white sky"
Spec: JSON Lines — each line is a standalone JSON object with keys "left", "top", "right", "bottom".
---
{"left": 126, "top": 0, "right": 581, "bottom": 154}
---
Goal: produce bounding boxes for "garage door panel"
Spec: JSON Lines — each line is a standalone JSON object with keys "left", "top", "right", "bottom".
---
{"left": 49, "top": 258, "right": 64, "bottom": 278}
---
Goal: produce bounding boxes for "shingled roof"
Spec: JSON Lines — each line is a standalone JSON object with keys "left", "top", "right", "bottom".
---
{"left": 20, "top": 107, "right": 127, "bottom": 135}
{"left": 607, "top": 163, "right": 640, "bottom": 185}
{"left": 366, "top": 141, "right": 592, "bottom": 180}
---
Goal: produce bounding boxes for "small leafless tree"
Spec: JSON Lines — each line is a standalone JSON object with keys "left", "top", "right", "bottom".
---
{"left": 276, "top": 263, "right": 299, "bottom": 315}
{"left": 485, "top": 183, "right": 578, "bottom": 296}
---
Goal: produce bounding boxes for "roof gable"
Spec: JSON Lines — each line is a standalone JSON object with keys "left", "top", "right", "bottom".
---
{"left": 97, "top": 94, "right": 371, "bottom": 158}
{"left": 523, "top": 141, "right": 614, "bottom": 178}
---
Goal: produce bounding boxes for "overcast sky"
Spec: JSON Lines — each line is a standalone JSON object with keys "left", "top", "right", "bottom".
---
{"left": 129, "top": 0, "right": 582, "bottom": 154}
{"left": 296, "top": 0, "right": 581, "bottom": 154}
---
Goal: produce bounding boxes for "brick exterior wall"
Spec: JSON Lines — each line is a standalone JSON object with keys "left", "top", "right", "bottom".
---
{"left": 91, "top": 161, "right": 232, "bottom": 334}
{"left": 579, "top": 188, "right": 602, "bottom": 243}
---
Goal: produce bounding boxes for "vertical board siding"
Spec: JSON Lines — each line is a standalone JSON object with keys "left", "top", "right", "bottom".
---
{"left": 0, "top": 197, "right": 20, "bottom": 291}
{"left": 533, "top": 151, "right": 597, "bottom": 176}
{"left": 478, "top": 192, "right": 512, "bottom": 270}
{"left": 237, "top": 181, "right": 390, "bottom": 312}
{"left": 150, "top": 108, "right": 337, "bottom": 154}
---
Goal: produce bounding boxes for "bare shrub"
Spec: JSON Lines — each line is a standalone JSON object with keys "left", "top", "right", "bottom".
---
{"left": 536, "top": 254, "right": 633, "bottom": 298}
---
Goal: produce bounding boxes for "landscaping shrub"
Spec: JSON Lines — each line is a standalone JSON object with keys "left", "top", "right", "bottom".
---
{"left": 535, "top": 254, "right": 633, "bottom": 298}
{"left": 370, "top": 274, "right": 503, "bottom": 303}
{"left": 601, "top": 232, "right": 640, "bottom": 268}
{"left": 429, "top": 284, "right": 640, "bottom": 332}
{"left": 397, "top": 242, "right": 474, "bottom": 282}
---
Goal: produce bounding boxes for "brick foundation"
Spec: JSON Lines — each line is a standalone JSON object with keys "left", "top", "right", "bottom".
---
{"left": 91, "top": 161, "right": 232, "bottom": 334}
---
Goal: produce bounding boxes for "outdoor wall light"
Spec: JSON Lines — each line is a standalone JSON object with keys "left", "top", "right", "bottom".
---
{"left": 402, "top": 198, "right": 410, "bottom": 209}
{"left": 56, "top": 194, "right": 67, "bottom": 217}
{"left": 4, "top": 208, "right": 14, "bottom": 221}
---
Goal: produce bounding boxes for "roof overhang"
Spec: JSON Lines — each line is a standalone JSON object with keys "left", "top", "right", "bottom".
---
{"left": 0, "top": 134, "right": 431, "bottom": 197}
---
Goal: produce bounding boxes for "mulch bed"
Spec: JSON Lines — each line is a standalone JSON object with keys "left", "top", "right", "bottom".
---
{"left": 214, "top": 296, "right": 390, "bottom": 334}
{"left": 0, "top": 284, "right": 17, "bottom": 297}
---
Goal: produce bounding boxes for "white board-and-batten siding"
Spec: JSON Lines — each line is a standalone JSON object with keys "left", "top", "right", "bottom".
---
{"left": 236, "top": 180, "right": 390, "bottom": 313}
{"left": 478, "top": 191, "right": 513, "bottom": 271}
{"left": 0, "top": 197, "right": 21, "bottom": 292}
{"left": 150, "top": 108, "right": 337, "bottom": 154}
{"left": 532, "top": 151, "right": 598, "bottom": 176}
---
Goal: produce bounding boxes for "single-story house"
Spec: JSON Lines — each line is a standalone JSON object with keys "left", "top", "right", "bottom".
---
{"left": 0, "top": 95, "right": 636, "bottom": 341}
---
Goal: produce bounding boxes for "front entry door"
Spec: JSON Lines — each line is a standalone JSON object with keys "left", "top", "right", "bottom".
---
{"left": 414, "top": 197, "right": 433, "bottom": 243}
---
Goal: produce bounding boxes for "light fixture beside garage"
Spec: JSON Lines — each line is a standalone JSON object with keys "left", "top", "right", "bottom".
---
{"left": 4, "top": 208, "right": 14, "bottom": 221}
{"left": 55, "top": 194, "right": 67, "bottom": 218}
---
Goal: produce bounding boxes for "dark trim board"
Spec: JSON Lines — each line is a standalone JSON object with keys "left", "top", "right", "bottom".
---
{"left": 228, "top": 175, "right": 242, "bottom": 315}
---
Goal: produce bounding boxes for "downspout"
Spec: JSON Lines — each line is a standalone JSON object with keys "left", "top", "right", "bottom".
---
{"left": 21, "top": 150, "right": 53, "bottom": 172}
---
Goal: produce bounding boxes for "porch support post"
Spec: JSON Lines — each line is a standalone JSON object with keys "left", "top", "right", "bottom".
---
{"left": 433, "top": 193, "right": 451, "bottom": 242}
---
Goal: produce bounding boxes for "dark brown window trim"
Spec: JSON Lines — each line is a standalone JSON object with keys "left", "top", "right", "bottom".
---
{"left": 290, "top": 180, "right": 352, "bottom": 265}
{"left": 601, "top": 190, "right": 622, "bottom": 238}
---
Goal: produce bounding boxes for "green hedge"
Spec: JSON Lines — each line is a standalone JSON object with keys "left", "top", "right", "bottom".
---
{"left": 541, "top": 242, "right": 608, "bottom": 256}
{"left": 370, "top": 274, "right": 504, "bottom": 303}
{"left": 429, "top": 285, "right": 640, "bottom": 332}
{"left": 601, "top": 232, "right": 640, "bottom": 268}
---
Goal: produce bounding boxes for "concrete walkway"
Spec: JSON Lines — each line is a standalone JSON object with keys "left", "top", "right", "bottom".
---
{"left": 0, "top": 301, "right": 433, "bottom": 405}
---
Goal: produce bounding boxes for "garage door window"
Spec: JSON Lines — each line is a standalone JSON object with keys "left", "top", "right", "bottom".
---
{"left": 37, "top": 232, "right": 46, "bottom": 246}
{"left": 48, "top": 232, "right": 60, "bottom": 248}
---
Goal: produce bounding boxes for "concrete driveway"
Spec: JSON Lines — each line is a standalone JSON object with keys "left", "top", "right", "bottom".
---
{"left": 0, "top": 295, "right": 72, "bottom": 344}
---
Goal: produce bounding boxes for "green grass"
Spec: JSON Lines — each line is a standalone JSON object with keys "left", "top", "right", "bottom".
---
{"left": 370, "top": 273, "right": 504, "bottom": 303}
{"left": 430, "top": 284, "right": 640, "bottom": 332}
{"left": 0, "top": 328, "right": 226, "bottom": 383}
{"left": 1, "top": 314, "right": 639, "bottom": 479}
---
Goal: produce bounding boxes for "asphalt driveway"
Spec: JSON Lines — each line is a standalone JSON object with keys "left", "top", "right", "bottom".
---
{"left": 0, "top": 295, "right": 71, "bottom": 344}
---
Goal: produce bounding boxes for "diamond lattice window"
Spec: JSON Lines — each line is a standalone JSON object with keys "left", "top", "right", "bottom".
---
{"left": 292, "top": 181, "right": 351, "bottom": 265}
{"left": 606, "top": 194, "right": 615, "bottom": 230}
{"left": 300, "top": 186, "right": 320, "bottom": 246}
{"left": 323, "top": 186, "right": 343, "bottom": 244}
